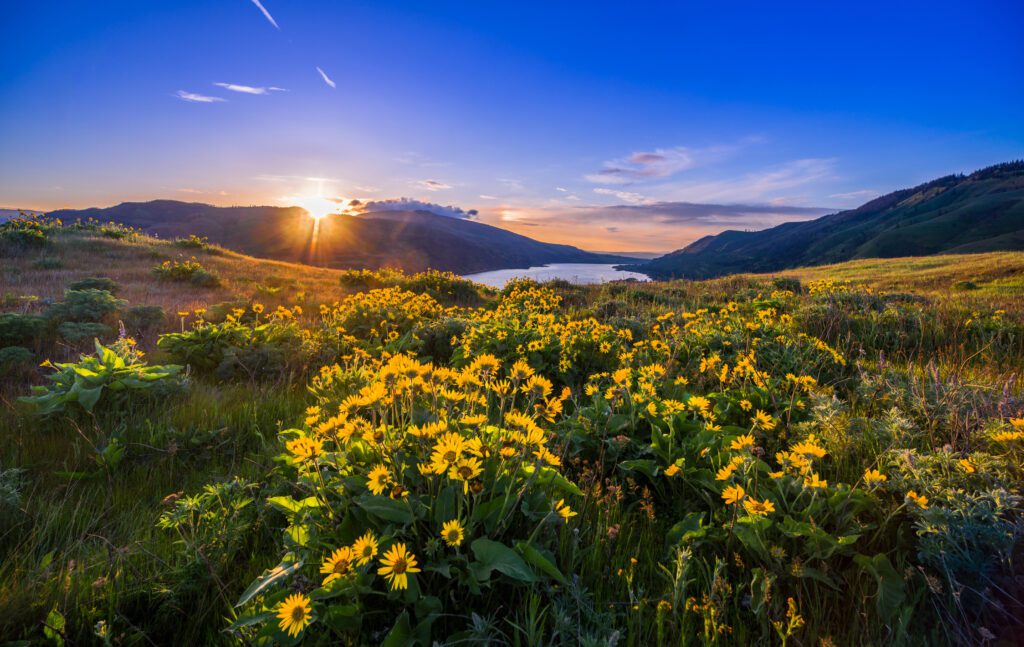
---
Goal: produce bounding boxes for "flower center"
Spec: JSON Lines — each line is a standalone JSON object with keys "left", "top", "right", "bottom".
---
{"left": 444, "top": 450, "right": 457, "bottom": 463}
{"left": 392, "top": 557, "right": 407, "bottom": 575}
{"left": 291, "top": 606, "right": 306, "bottom": 622}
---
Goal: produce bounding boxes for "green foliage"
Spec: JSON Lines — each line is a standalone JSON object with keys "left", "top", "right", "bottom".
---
{"left": 153, "top": 258, "right": 221, "bottom": 287}
{"left": 45, "top": 289, "right": 126, "bottom": 323}
{"left": 32, "top": 256, "right": 63, "bottom": 269}
{"left": 0, "top": 346, "right": 34, "bottom": 378}
{"left": 68, "top": 276, "right": 119, "bottom": 293}
{"left": 0, "top": 468, "right": 25, "bottom": 543}
{"left": 19, "top": 339, "right": 186, "bottom": 416}
{"left": 0, "top": 313, "right": 46, "bottom": 347}
{"left": 57, "top": 321, "right": 113, "bottom": 344}
{"left": 0, "top": 215, "right": 50, "bottom": 248}
{"left": 122, "top": 305, "right": 166, "bottom": 332}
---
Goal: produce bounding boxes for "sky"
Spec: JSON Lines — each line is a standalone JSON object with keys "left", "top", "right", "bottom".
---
{"left": 1, "top": 1, "right": 1022, "bottom": 252}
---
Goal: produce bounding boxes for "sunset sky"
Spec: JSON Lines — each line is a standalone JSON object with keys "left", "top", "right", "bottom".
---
{"left": 2, "top": 0, "right": 1022, "bottom": 251}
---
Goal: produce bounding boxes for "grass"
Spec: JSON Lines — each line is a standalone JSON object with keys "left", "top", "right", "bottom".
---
{"left": 2, "top": 223, "right": 1023, "bottom": 645}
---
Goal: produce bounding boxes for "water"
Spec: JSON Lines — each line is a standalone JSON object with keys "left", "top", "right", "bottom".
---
{"left": 463, "top": 263, "right": 650, "bottom": 288}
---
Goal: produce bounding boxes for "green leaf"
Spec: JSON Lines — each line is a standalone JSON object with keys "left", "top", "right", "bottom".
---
{"left": 43, "top": 607, "right": 65, "bottom": 647}
{"left": 381, "top": 610, "right": 413, "bottom": 647}
{"left": 515, "top": 542, "right": 567, "bottom": 584}
{"left": 667, "top": 512, "right": 706, "bottom": 545}
{"left": 356, "top": 495, "right": 414, "bottom": 524}
{"left": 855, "top": 553, "right": 906, "bottom": 624}
{"left": 618, "top": 459, "right": 658, "bottom": 479}
{"left": 235, "top": 560, "right": 303, "bottom": 607}
{"left": 471, "top": 538, "right": 536, "bottom": 583}
{"left": 523, "top": 465, "right": 583, "bottom": 497}
{"left": 76, "top": 385, "right": 104, "bottom": 412}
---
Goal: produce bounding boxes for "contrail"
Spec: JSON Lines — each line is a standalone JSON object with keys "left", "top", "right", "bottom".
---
{"left": 316, "top": 66, "right": 336, "bottom": 88}
{"left": 250, "top": 0, "right": 280, "bottom": 29}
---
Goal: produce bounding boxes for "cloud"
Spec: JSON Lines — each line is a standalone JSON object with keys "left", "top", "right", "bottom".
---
{"left": 829, "top": 189, "right": 878, "bottom": 202}
{"left": 414, "top": 179, "right": 452, "bottom": 191}
{"left": 177, "top": 188, "right": 202, "bottom": 194}
{"left": 250, "top": 0, "right": 280, "bottom": 29}
{"left": 594, "top": 187, "right": 651, "bottom": 204}
{"left": 586, "top": 146, "right": 714, "bottom": 184}
{"left": 497, "top": 178, "right": 524, "bottom": 191}
{"left": 353, "top": 185, "right": 379, "bottom": 193}
{"left": 663, "top": 158, "right": 838, "bottom": 204}
{"left": 213, "top": 82, "right": 287, "bottom": 95}
{"left": 316, "top": 66, "right": 336, "bottom": 88}
{"left": 479, "top": 194, "right": 498, "bottom": 200}
{"left": 354, "top": 197, "right": 478, "bottom": 219}
{"left": 175, "top": 90, "right": 226, "bottom": 103}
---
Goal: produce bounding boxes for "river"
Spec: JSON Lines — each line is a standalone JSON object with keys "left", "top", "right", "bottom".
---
{"left": 463, "top": 263, "right": 650, "bottom": 288}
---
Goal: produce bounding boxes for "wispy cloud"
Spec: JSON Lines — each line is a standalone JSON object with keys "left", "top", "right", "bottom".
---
{"left": 250, "top": 0, "right": 280, "bottom": 29}
{"left": 175, "top": 90, "right": 226, "bottom": 103}
{"left": 213, "top": 82, "right": 287, "bottom": 95}
{"left": 663, "top": 158, "right": 837, "bottom": 204}
{"left": 316, "top": 67, "right": 336, "bottom": 88}
{"left": 594, "top": 187, "right": 651, "bottom": 204}
{"left": 586, "top": 145, "right": 739, "bottom": 185}
{"left": 414, "top": 179, "right": 452, "bottom": 191}
{"left": 829, "top": 189, "right": 878, "bottom": 202}
{"left": 353, "top": 185, "right": 380, "bottom": 193}
{"left": 479, "top": 194, "right": 498, "bottom": 200}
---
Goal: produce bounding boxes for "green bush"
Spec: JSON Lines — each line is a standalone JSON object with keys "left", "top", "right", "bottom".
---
{"left": 68, "top": 276, "right": 119, "bottom": 293}
{"left": 19, "top": 339, "right": 186, "bottom": 417}
{"left": 0, "top": 346, "right": 35, "bottom": 378}
{"left": 57, "top": 321, "right": 113, "bottom": 344}
{"left": 45, "top": 289, "right": 126, "bottom": 323}
{"left": 0, "top": 313, "right": 46, "bottom": 347}
{"left": 123, "top": 305, "right": 166, "bottom": 332}
{"left": 158, "top": 319, "right": 309, "bottom": 381}
{"left": 153, "top": 259, "right": 221, "bottom": 287}
{"left": 0, "top": 217, "right": 49, "bottom": 248}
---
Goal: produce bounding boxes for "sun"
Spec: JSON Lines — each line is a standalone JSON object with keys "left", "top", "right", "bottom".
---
{"left": 294, "top": 195, "right": 342, "bottom": 221}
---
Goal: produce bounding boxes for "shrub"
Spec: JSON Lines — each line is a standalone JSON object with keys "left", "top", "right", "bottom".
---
{"left": 0, "top": 216, "right": 49, "bottom": 247}
{"left": 57, "top": 321, "right": 113, "bottom": 344}
{"left": 153, "top": 259, "right": 221, "bottom": 287}
{"left": 68, "top": 276, "right": 119, "bottom": 293}
{"left": 172, "top": 234, "right": 211, "bottom": 250}
{"left": 45, "top": 289, "right": 126, "bottom": 323}
{"left": 122, "top": 305, "right": 166, "bottom": 332}
{"left": 0, "top": 346, "right": 35, "bottom": 379}
{"left": 19, "top": 339, "right": 186, "bottom": 417}
{"left": 0, "top": 313, "right": 46, "bottom": 347}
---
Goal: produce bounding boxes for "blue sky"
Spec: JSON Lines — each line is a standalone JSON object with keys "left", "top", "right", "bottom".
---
{"left": 1, "top": 0, "right": 1021, "bottom": 251}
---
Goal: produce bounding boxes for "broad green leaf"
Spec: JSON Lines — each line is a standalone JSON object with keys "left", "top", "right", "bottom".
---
{"left": 515, "top": 542, "right": 567, "bottom": 584}
{"left": 381, "top": 610, "right": 413, "bottom": 647}
{"left": 235, "top": 560, "right": 303, "bottom": 607}
{"left": 618, "top": 459, "right": 658, "bottom": 479}
{"left": 855, "top": 553, "right": 906, "bottom": 623}
{"left": 356, "top": 495, "right": 414, "bottom": 524}
{"left": 471, "top": 538, "right": 536, "bottom": 583}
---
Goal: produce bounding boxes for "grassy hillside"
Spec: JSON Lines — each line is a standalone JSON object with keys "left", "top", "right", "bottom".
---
{"left": 47, "top": 200, "right": 632, "bottom": 274}
{"left": 638, "top": 161, "right": 1024, "bottom": 279}
{"left": 2, "top": 217, "right": 1024, "bottom": 646}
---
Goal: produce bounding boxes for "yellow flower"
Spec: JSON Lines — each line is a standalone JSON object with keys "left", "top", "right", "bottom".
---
{"left": 554, "top": 499, "right": 577, "bottom": 523}
{"left": 739, "top": 399, "right": 753, "bottom": 411}
{"left": 715, "top": 464, "right": 737, "bottom": 481}
{"left": 367, "top": 464, "right": 392, "bottom": 496}
{"left": 721, "top": 484, "right": 745, "bottom": 505}
{"left": 430, "top": 432, "right": 467, "bottom": 474}
{"left": 905, "top": 490, "right": 929, "bottom": 509}
{"left": 320, "top": 547, "right": 354, "bottom": 585}
{"left": 730, "top": 433, "right": 755, "bottom": 451}
{"left": 353, "top": 531, "right": 379, "bottom": 566}
{"left": 993, "top": 430, "right": 1024, "bottom": 442}
{"left": 791, "top": 435, "right": 826, "bottom": 459}
{"left": 743, "top": 497, "right": 775, "bottom": 516}
{"left": 1010, "top": 418, "right": 1024, "bottom": 429}
{"left": 276, "top": 593, "right": 313, "bottom": 638}
{"left": 441, "top": 519, "right": 465, "bottom": 547}
{"left": 803, "top": 473, "right": 828, "bottom": 489}
{"left": 752, "top": 410, "right": 776, "bottom": 431}
{"left": 448, "top": 456, "right": 483, "bottom": 492}
{"left": 863, "top": 468, "right": 887, "bottom": 485}
{"left": 286, "top": 436, "right": 323, "bottom": 463}
{"left": 252, "top": 303, "right": 265, "bottom": 314}
{"left": 688, "top": 395, "right": 711, "bottom": 413}
{"left": 377, "top": 543, "right": 421, "bottom": 590}
{"left": 664, "top": 463, "right": 681, "bottom": 477}
{"left": 957, "top": 458, "right": 976, "bottom": 474}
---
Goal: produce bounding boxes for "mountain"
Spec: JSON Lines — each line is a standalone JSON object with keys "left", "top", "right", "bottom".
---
{"left": 46, "top": 200, "right": 632, "bottom": 274}
{"left": 634, "top": 161, "right": 1024, "bottom": 279}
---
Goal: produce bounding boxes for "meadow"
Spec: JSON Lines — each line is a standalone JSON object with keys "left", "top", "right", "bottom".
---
{"left": 2, "top": 215, "right": 1023, "bottom": 646}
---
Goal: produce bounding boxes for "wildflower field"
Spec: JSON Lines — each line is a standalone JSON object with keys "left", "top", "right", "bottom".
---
{"left": 2, "top": 217, "right": 1024, "bottom": 645}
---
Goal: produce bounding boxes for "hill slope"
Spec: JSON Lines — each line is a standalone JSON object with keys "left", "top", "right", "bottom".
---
{"left": 48, "top": 200, "right": 632, "bottom": 274}
{"left": 636, "top": 161, "right": 1024, "bottom": 279}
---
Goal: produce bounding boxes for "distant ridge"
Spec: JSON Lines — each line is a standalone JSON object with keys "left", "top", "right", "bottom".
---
{"left": 634, "top": 161, "right": 1024, "bottom": 279}
{"left": 47, "top": 200, "right": 633, "bottom": 274}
